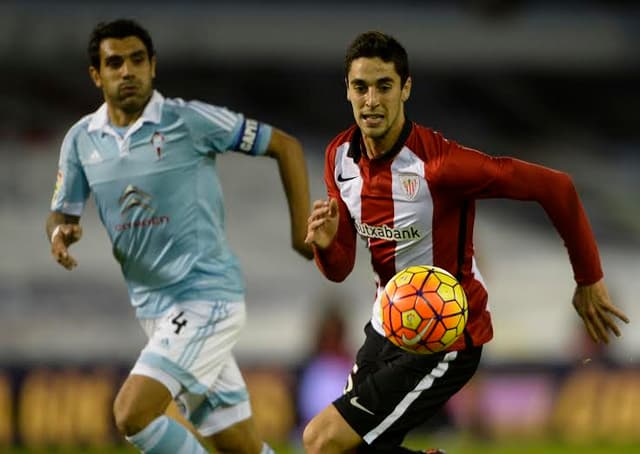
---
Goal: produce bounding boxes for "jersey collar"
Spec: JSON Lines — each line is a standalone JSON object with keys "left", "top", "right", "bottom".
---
{"left": 87, "top": 90, "right": 164, "bottom": 134}
{"left": 347, "top": 120, "right": 413, "bottom": 163}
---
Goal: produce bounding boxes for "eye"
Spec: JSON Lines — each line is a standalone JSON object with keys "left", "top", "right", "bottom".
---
{"left": 131, "top": 53, "right": 146, "bottom": 65}
{"left": 352, "top": 84, "right": 367, "bottom": 94}
{"left": 105, "top": 57, "right": 123, "bottom": 69}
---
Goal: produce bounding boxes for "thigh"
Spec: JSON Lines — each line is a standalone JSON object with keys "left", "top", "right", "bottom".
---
{"left": 334, "top": 323, "right": 482, "bottom": 449}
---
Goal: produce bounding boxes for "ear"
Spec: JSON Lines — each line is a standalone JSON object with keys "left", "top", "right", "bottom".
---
{"left": 150, "top": 55, "right": 157, "bottom": 79}
{"left": 345, "top": 77, "right": 350, "bottom": 101}
{"left": 401, "top": 76, "right": 412, "bottom": 102}
{"left": 89, "top": 65, "right": 102, "bottom": 88}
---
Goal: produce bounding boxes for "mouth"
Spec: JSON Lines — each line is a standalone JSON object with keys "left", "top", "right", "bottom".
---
{"left": 119, "top": 84, "right": 139, "bottom": 96}
{"left": 361, "top": 113, "right": 384, "bottom": 126}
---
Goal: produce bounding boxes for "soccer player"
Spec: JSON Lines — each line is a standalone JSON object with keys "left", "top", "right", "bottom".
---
{"left": 302, "top": 31, "right": 629, "bottom": 454}
{"left": 46, "top": 19, "right": 313, "bottom": 454}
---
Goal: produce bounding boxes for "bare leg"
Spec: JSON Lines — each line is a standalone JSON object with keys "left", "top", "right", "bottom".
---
{"left": 303, "top": 404, "right": 362, "bottom": 454}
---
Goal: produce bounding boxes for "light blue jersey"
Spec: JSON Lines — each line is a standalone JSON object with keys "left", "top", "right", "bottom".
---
{"left": 51, "top": 91, "right": 273, "bottom": 319}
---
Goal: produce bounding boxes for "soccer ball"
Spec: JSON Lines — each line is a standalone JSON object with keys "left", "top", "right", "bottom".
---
{"left": 379, "top": 265, "right": 468, "bottom": 354}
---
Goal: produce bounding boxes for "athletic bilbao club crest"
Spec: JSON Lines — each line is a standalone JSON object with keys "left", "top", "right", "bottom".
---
{"left": 400, "top": 174, "right": 420, "bottom": 200}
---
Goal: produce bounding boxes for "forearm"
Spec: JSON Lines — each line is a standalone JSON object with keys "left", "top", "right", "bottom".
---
{"left": 266, "top": 128, "right": 313, "bottom": 257}
{"left": 541, "top": 175, "right": 603, "bottom": 285}
{"left": 314, "top": 240, "right": 355, "bottom": 282}
{"left": 276, "top": 142, "right": 311, "bottom": 245}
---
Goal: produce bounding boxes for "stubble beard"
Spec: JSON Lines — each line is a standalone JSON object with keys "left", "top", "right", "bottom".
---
{"left": 118, "top": 89, "right": 151, "bottom": 115}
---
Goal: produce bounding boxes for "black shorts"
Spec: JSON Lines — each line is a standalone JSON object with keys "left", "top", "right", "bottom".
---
{"left": 333, "top": 322, "right": 482, "bottom": 449}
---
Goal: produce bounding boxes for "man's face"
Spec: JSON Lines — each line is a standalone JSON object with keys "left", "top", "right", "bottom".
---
{"left": 89, "top": 36, "right": 156, "bottom": 115}
{"left": 346, "top": 57, "right": 411, "bottom": 142}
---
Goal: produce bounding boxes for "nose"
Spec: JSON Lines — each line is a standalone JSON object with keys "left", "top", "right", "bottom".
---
{"left": 120, "top": 60, "right": 133, "bottom": 78}
{"left": 365, "top": 87, "right": 379, "bottom": 108}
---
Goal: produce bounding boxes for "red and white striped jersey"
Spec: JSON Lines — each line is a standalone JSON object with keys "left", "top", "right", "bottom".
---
{"left": 314, "top": 122, "right": 603, "bottom": 351}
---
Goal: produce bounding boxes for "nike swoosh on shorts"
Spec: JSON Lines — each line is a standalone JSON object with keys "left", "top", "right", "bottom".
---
{"left": 349, "top": 396, "right": 375, "bottom": 415}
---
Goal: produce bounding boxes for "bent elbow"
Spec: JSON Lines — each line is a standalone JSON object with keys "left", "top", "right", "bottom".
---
{"left": 320, "top": 263, "right": 354, "bottom": 283}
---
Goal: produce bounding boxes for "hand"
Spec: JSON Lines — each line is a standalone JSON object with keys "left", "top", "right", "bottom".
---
{"left": 305, "top": 198, "right": 339, "bottom": 249}
{"left": 50, "top": 224, "right": 83, "bottom": 270}
{"left": 573, "top": 278, "right": 629, "bottom": 343}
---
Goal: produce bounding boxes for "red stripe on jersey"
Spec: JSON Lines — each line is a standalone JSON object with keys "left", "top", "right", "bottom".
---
{"left": 360, "top": 158, "right": 398, "bottom": 286}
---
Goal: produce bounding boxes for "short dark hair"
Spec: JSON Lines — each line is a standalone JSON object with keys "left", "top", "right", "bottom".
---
{"left": 88, "top": 19, "right": 155, "bottom": 68}
{"left": 344, "top": 31, "right": 409, "bottom": 86}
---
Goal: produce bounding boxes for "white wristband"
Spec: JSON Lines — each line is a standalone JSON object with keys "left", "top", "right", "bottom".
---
{"left": 50, "top": 225, "right": 63, "bottom": 244}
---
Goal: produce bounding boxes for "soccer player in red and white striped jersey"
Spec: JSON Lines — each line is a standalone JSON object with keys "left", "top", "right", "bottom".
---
{"left": 302, "top": 31, "right": 629, "bottom": 454}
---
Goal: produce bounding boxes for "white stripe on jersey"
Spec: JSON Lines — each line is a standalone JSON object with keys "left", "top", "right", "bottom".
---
{"left": 156, "top": 118, "right": 184, "bottom": 133}
{"left": 362, "top": 351, "right": 458, "bottom": 444}
{"left": 188, "top": 101, "right": 236, "bottom": 131}
{"left": 390, "top": 147, "right": 434, "bottom": 272}
{"left": 335, "top": 141, "right": 364, "bottom": 224}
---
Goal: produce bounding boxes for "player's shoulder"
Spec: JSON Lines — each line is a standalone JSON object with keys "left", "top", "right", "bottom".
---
{"left": 410, "top": 122, "right": 450, "bottom": 144}
{"left": 161, "top": 96, "right": 202, "bottom": 118}
{"left": 66, "top": 114, "right": 93, "bottom": 135}
{"left": 60, "top": 114, "right": 93, "bottom": 148}
{"left": 161, "top": 96, "right": 233, "bottom": 117}
{"left": 326, "top": 125, "right": 358, "bottom": 153}
{"left": 162, "top": 96, "right": 241, "bottom": 131}
{"left": 408, "top": 122, "right": 457, "bottom": 157}
{"left": 162, "top": 96, "right": 199, "bottom": 111}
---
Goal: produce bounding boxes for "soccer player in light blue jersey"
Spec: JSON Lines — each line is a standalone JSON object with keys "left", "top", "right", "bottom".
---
{"left": 46, "top": 18, "right": 313, "bottom": 454}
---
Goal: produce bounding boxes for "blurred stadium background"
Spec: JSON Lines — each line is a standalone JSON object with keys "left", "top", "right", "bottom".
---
{"left": 0, "top": 0, "right": 639, "bottom": 452}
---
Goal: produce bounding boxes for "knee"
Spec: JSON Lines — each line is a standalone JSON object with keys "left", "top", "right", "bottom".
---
{"left": 205, "top": 417, "right": 262, "bottom": 454}
{"left": 303, "top": 408, "right": 361, "bottom": 454}
{"left": 113, "top": 392, "right": 158, "bottom": 437}
{"left": 302, "top": 419, "right": 336, "bottom": 454}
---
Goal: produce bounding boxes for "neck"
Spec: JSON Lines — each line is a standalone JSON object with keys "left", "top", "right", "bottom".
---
{"left": 363, "top": 138, "right": 389, "bottom": 160}
{"left": 108, "top": 107, "right": 143, "bottom": 127}
{"left": 107, "top": 91, "right": 152, "bottom": 127}
{"left": 363, "top": 118, "right": 406, "bottom": 160}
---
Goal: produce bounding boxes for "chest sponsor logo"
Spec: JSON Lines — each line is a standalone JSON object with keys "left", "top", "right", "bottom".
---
{"left": 115, "top": 185, "right": 170, "bottom": 231}
{"left": 119, "top": 185, "right": 154, "bottom": 215}
{"left": 354, "top": 220, "right": 421, "bottom": 241}
{"left": 239, "top": 119, "right": 258, "bottom": 152}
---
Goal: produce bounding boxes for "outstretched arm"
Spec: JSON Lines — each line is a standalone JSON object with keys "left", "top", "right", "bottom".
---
{"left": 573, "top": 278, "right": 629, "bottom": 344}
{"left": 265, "top": 128, "right": 313, "bottom": 260}
{"left": 46, "top": 211, "right": 82, "bottom": 270}
{"left": 435, "top": 141, "right": 630, "bottom": 343}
